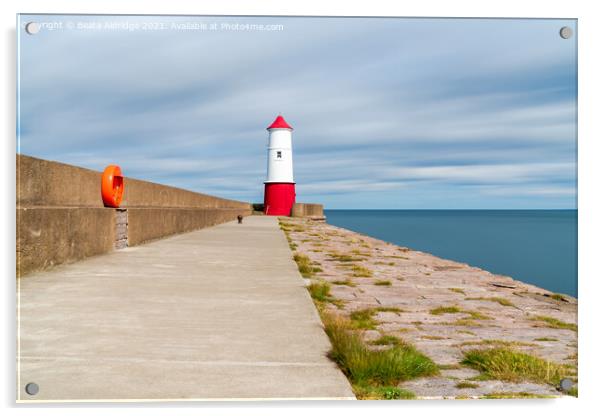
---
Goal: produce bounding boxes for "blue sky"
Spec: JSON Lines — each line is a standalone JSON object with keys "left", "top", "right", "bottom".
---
{"left": 18, "top": 16, "right": 577, "bottom": 209}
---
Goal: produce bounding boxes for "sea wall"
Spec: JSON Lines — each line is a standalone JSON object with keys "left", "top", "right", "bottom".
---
{"left": 281, "top": 217, "right": 578, "bottom": 399}
{"left": 16, "top": 154, "right": 252, "bottom": 276}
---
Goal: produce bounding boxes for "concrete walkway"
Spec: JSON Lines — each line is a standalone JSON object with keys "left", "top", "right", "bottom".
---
{"left": 17, "top": 216, "right": 354, "bottom": 401}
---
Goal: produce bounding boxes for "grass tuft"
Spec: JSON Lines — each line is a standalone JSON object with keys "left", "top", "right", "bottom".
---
{"left": 482, "top": 392, "right": 555, "bottom": 399}
{"left": 354, "top": 385, "right": 416, "bottom": 400}
{"left": 468, "top": 373, "right": 495, "bottom": 381}
{"left": 547, "top": 293, "right": 569, "bottom": 302}
{"left": 279, "top": 222, "right": 305, "bottom": 233}
{"left": 438, "top": 363, "right": 462, "bottom": 370}
{"left": 449, "top": 288, "right": 466, "bottom": 295}
{"left": 349, "top": 307, "right": 404, "bottom": 330}
{"left": 350, "top": 264, "right": 373, "bottom": 277}
{"left": 445, "top": 319, "right": 483, "bottom": 327}
{"left": 455, "top": 381, "right": 479, "bottom": 389}
{"left": 530, "top": 315, "right": 577, "bottom": 332}
{"left": 465, "top": 311, "right": 493, "bottom": 320}
{"left": 308, "top": 282, "right": 332, "bottom": 303}
{"left": 462, "top": 347, "right": 572, "bottom": 386}
{"left": 465, "top": 297, "right": 516, "bottom": 308}
{"left": 430, "top": 306, "right": 463, "bottom": 315}
{"left": 376, "top": 306, "right": 405, "bottom": 313}
{"left": 332, "top": 279, "right": 357, "bottom": 287}
{"left": 422, "top": 335, "right": 445, "bottom": 340}
{"left": 430, "top": 306, "right": 492, "bottom": 320}
{"left": 370, "top": 335, "right": 402, "bottom": 346}
{"left": 293, "top": 254, "right": 322, "bottom": 278}
{"left": 322, "top": 312, "right": 439, "bottom": 395}
{"left": 350, "top": 309, "right": 378, "bottom": 329}
{"left": 307, "top": 282, "right": 345, "bottom": 309}
{"left": 534, "top": 337, "right": 558, "bottom": 342}
{"left": 457, "top": 339, "right": 536, "bottom": 348}
{"left": 374, "top": 280, "right": 392, "bottom": 286}
{"left": 329, "top": 253, "right": 361, "bottom": 262}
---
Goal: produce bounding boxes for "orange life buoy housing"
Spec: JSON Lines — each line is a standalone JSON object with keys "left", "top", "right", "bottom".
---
{"left": 101, "top": 165, "right": 124, "bottom": 208}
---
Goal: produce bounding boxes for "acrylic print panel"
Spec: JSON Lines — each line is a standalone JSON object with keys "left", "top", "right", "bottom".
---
{"left": 16, "top": 15, "right": 577, "bottom": 402}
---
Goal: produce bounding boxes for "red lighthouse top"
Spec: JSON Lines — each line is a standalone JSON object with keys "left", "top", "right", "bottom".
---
{"left": 267, "top": 115, "right": 293, "bottom": 130}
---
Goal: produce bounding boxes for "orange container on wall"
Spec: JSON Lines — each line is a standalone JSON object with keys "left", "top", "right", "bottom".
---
{"left": 101, "top": 165, "right": 124, "bottom": 208}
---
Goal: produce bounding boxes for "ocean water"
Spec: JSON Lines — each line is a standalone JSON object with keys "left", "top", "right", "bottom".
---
{"left": 325, "top": 210, "right": 577, "bottom": 297}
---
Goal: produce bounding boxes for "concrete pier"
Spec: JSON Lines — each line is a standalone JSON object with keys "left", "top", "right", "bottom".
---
{"left": 17, "top": 216, "right": 354, "bottom": 401}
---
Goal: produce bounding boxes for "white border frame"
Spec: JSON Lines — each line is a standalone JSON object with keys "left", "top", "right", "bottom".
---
{"left": 3, "top": 1, "right": 600, "bottom": 415}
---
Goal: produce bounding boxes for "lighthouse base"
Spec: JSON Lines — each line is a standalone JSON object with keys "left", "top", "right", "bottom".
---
{"left": 264, "top": 183, "right": 296, "bottom": 216}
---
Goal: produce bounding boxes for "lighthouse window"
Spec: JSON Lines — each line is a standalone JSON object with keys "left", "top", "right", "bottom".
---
{"left": 276, "top": 151, "right": 282, "bottom": 159}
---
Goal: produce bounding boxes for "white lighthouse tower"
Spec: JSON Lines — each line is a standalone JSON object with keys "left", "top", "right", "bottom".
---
{"left": 263, "top": 115, "right": 296, "bottom": 215}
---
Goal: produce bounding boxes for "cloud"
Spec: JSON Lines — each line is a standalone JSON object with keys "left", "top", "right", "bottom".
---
{"left": 17, "top": 15, "right": 577, "bottom": 208}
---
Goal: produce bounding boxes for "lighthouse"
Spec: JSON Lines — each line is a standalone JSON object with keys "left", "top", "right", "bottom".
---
{"left": 263, "top": 115, "right": 296, "bottom": 216}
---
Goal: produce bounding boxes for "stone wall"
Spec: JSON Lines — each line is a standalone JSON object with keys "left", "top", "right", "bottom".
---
{"left": 17, "top": 155, "right": 250, "bottom": 210}
{"left": 126, "top": 208, "right": 247, "bottom": 246}
{"left": 291, "top": 203, "right": 325, "bottom": 220}
{"left": 17, "top": 207, "right": 116, "bottom": 274}
{"left": 17, "top": 154, "right": 252, "bottom": 277}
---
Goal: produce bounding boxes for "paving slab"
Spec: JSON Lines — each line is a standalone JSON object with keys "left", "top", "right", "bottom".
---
{"left": 17, "top": 216, "right": 354, "bottom": 401}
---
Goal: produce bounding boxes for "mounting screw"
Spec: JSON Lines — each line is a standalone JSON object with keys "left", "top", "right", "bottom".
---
{"left": 25, "top": 22, "right": 41, "bottom": 35}
{"left": 25, "top": 382, "right": 39, "bottom": 396}
{"left": 559, "top": 378, "right": 574, "bottom": 392}
{"left": 559, "top": 26, "right": 573, "bottom": 39}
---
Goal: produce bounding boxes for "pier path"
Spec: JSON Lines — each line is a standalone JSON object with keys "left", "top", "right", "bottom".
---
{"left": 18, "top": 216, "right": 354, "bottom": 401}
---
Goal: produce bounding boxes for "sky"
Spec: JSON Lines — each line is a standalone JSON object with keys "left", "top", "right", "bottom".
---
{"left": 17, "top": 15, "right": 577, "bottom": 209}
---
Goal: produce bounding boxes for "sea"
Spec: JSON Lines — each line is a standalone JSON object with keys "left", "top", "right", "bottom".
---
{"left": 325, "top": 210, "right": 577, "bottom": 297}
